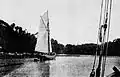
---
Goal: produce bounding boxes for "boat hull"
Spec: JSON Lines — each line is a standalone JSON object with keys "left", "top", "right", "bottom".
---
{"left": 44, "top": 54, "right": 56, "bottom": 60}
{"left": 33, "top": 52, "right": 56, "bottom": 61}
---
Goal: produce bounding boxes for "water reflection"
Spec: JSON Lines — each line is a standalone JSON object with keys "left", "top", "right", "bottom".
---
{"left": 37, "top": 61, "right": 50, "bottom": 77}
{"left": 0, "top": 59, "right": 24, "bottom": 77}
{"left": 1, "top": 56, "right": 120, "bottom": 77}
{"left": 3, "top": 59, "right": 50, "bottom": 77}
{"left": 0, "top": 63, "right": 23, "bottom": 76}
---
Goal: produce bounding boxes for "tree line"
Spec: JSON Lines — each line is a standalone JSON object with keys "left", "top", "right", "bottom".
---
{"left": 0, "top": 20, "right": 37, "bottom": 53}
{"left": 0, "top": 20, "right": 120, "bottom": 56}
{"left": 51, "top": 38, "right": 120, "bottom": 56}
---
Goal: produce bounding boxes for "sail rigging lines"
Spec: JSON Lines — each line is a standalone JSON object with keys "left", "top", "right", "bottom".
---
{"left": 97, "top": 0, "right": 113, "bottom": 77}
{"left": 90, "top": 0, "right": 113, "bottom": 77}
{"left": 40, "top": 16, "right": 48, "bottom": 30}
{"left": 101, "top": 0, "right": 113, "bottom": 77}
{"left": 89, "top": 0, "right": 105, "bottom": 77}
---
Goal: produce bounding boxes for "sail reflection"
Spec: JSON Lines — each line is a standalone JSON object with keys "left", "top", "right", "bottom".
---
{"left": 37, "top": 61, "right": 50, "bottom": 77}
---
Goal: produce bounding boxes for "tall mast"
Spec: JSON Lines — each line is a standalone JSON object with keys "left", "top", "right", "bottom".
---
{"left": 47, "top": 11, "right": 50, "bottom": 53}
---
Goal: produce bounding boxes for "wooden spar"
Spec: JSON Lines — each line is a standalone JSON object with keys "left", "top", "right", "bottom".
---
{"left": 46, "top": 11, "right": 50, "bottom": 54}
{"left": 47, "top": 19, "right": 50, "bottom": 54}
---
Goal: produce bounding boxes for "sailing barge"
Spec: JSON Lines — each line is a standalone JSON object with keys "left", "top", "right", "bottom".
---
{"left": 0, "top": 11, "right": 56, "bottom": 60}
{"left": 35, "top": 11, "right": 56, "bottom": 60}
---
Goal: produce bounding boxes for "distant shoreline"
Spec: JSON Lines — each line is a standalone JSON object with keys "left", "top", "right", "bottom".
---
{"left": 56, "top": 54, "right": 120, "bottom": 57}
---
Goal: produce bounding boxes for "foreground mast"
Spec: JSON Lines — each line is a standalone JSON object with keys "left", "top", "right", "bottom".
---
{"left": 90, "top": 0, "right": 112, "bottom": 77}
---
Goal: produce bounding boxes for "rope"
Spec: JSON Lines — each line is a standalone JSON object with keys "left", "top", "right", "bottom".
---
{"left": 95, "top": 0, "right": 110, "bottom": 77}
{"left": 103, "top": 0, "right": 108, "bottom": 25}
{"left": 100, "top": 23, "right": 107, "bottom": 77}
{"left": 89, "top": 0, "right": 104, "bottom": 77}
{"left": 98, "top": 0, "right": 109, "bottom": 76}
{"left": 90, "top": 0, "right": 113, "bottom": 77}
{"left": 96, "top": 30, "right": 106, "bottom": 77}
{"left": 101, "top": 0, "right": 112, "bottom": 77}
{"left": 95, "top": 0, "right": 108, "bottom": 76}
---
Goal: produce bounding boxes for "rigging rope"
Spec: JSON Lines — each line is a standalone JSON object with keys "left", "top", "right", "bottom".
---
{"left": 89, "top": 0, "right": 104, "bottom": 77}
{"left": 103, "top": 0, "right": 108, "bottom": 25}
{"left": 101, "top": 0, "right": 112, "bottom": 77}
{"left": 95, "top": 0, "right": 108, "bottom": 77}
{"left": 90, "top": 0, "right": 112, "bottom": 77}
{"left": 101, "top": 0, "right": 109, "bottom": 76}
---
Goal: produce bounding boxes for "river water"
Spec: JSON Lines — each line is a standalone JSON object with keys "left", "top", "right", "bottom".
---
{"left": 0, "top": 56, "right": 120, "bottom": 77}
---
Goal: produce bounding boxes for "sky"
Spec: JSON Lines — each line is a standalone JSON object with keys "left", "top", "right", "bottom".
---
{"left": 0, "top": 0, "right": 120, "bottom": 45}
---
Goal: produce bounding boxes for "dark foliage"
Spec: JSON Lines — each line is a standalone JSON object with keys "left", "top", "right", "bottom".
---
{"left": 51, "top": 38, "right": 120, "bottom": 56}
{"left": 0, "top": 20, "right": 120, "bottom": 56}
{"left": 0, "top": 20, "right": 37, "bottom": 53}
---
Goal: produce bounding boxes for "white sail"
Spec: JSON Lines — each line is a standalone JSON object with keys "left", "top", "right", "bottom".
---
{"left": 49, "top": 39, "right": 52, "bottom": 53}
{"left": 35, "top": 11, "right": 52, "bottom": 53}
{"left": 42, "top": 10, "right": 49, "bottom": 26}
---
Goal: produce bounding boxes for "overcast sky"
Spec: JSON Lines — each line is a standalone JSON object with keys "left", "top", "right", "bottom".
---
{"left": 0, "top": 0, "right": 120, "bottom": 45}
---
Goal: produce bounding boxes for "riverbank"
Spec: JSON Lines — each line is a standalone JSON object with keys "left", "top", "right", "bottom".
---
{"left": 56, "top": 54, "right": 120, "bottom": 57}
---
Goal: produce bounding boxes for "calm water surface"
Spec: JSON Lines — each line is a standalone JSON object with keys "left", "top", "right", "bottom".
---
{"left": 0, "top": 56, "right": 120, "bottom": 77}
